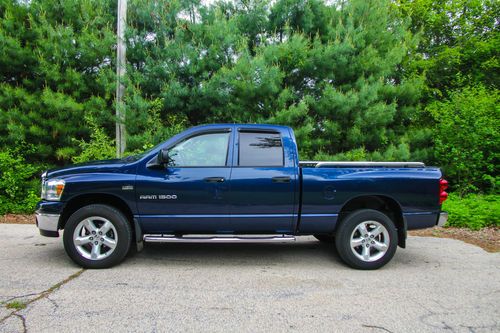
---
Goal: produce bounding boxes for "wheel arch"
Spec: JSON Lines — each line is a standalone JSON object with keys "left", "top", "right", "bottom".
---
{"left": 59, "top": 193, "right": 134, "bottom": 230}
{"left": 338, "top": 195, "right": 406, "bottom": 248}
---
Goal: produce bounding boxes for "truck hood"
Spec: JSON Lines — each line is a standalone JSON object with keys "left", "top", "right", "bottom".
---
{"left": 44, "top": 159, "right": 129, "bottom": 179}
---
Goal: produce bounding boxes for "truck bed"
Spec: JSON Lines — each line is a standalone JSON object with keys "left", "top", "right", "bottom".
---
{"left": 297, "top": 162, "right": 442, "bottom": 234}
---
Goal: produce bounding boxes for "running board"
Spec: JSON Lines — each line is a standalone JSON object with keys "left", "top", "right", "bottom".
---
{"left": 143, "top": 234, "right": 296, "bottom": 243}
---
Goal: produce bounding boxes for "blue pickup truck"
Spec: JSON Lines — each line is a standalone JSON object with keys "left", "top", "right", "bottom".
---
{"left": 36, "top": 124, "right": 448, "bottom": 269}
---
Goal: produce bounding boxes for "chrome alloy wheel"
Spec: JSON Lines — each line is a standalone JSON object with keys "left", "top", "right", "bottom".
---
{"left": 72, "top": 217, "right": 118, "bottom": 260}
{"left": 350, "top": 220, "right": 389, "bottom": 262}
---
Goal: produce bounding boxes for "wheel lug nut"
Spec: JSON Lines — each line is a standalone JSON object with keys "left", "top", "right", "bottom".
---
{"left": 370, "top": 235, "right": 374, "bottom": 238}
{"left": 89, "top": 237, "right": 93, "bottom": 240}
{"left": 101, "top": 238, "right": 104, "bottom": 241}
{"left": 92, "top": 231, "right": 96, "bottom": 235}
{"left": 94, "top": 241, "right": 98, "bottom": 245}
{"left": 99, "top": 231, "right": 102, "bottom": 235}
{"left": 362, "top": 240, "right": 365, "bottom": 243}
{"left": 371, "top": 241, "right": 375, "bottom": 244}
{"left": 364, "top": 234, "right": 368, "bottom": 238}
{"left": 366, "top": 244, "right": 370, "bottom": 247}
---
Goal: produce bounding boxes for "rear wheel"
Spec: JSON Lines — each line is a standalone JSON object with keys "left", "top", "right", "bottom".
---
{"left": 63, "top": 204, "right": 132, "bottom": 269}
{"left": 335, "top": 209, "right": 397, "bottom": 270}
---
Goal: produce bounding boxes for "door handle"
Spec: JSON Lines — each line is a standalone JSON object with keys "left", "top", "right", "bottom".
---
{"left": 272, "top": 176, "right": 291, "bottom": 183}
{"left": 204, "top": 177, "right": 225, "bottom": 183}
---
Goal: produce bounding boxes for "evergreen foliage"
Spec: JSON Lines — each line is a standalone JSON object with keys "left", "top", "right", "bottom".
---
{"left": 0, "top": 0, "right": 116, "bottom": 164}
{"left": 124, "top": 0, "right": 425, "bottom": 160}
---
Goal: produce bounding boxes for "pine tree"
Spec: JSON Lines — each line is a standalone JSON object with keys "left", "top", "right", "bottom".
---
{"left": 0, "top": 0, "right": 116, "bottom": 164}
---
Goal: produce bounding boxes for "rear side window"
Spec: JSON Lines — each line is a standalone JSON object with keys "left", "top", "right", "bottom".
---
{"left": 239, "top": 132, "right": 284, "bottom": 166}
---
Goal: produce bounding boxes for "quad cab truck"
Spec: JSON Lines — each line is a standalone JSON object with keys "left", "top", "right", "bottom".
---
{"left": 36, "top": 124, "right": 449, "bottom": 270}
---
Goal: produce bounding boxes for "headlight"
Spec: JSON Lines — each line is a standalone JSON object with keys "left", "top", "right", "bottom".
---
{"left": 41, "top": 179, "right": 65, "bottom": 201}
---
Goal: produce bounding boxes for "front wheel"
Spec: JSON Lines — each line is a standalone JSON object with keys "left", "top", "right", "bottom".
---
{"left": 335, "top": 209, "right": 398, "bottom": 270}
{"left": 63, "top": 204, "right": 132, "bottom": 269}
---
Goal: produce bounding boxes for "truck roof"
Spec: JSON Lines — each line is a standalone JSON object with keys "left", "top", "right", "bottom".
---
{"left": 190, "top": 123, "right": 293, "bottom": 131}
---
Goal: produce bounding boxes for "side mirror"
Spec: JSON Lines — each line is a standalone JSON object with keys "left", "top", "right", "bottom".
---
{"left": 147, "top": 149, "right": 172, "bottom": 169}
{"left": 157, "top": 149, "right": 171, "bottom": 166}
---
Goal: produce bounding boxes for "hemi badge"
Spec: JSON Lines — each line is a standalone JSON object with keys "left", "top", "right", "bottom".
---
{"left": 122, "top": 185, "right": 134, "bottom": 191}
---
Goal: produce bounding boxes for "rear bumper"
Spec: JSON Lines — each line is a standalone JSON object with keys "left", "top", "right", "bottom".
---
{"left": 437, "top": 212, "right": 448, "bottom": 227}
{"left": 36, "top": 212, "right": 60, "bottom": 237}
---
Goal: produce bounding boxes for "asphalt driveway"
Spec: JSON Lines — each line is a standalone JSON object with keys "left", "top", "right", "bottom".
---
{"left": 0, "top": 224, "right": 499, "bottom": 333}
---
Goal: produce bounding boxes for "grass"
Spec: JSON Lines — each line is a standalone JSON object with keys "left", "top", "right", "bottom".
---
{"left": 5, "top": 301, "right": 27, "bottom": 310}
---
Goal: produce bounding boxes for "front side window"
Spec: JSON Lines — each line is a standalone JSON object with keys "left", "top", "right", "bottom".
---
{"left": 169, "top": 132, "right": 230, "bottom": 167}
{"left": 239, "top": 132, "right": 284, "bottom": 166}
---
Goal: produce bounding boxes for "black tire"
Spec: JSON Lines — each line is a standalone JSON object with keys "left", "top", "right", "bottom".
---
{"left": 335, "top": 209, "right": 398, "bottom": 270}
{"left": 63, "top": 204, "right": 132, "bottom": 269}
{"left": 314, "top": 234, "right": 335, "bottom": 244}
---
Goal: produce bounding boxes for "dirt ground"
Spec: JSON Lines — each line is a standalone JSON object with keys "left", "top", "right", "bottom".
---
{"left": 409, "top": 227, "right": 499, "bottom": 253}
{"left": 2, "top": 214, "right": 498, "bottom": 252}
{"left": 0, "top": 214, "right": 33, "bottom": 224}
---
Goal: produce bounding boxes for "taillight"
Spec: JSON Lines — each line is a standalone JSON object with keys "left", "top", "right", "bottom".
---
{"left": 439, "top": 178, "right": 448, "bottom": 204}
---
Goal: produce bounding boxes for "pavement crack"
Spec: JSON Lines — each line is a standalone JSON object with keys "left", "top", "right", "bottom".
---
{"left": 362, "top": 324, "right": 394, "bottom": 333}
{"left": 13, "top": 313, "right": 27, "bottom": 333}
{"left": 46, "top": 297, "right": 59, "bottom": 311}
{"left": 26, "top": 269, "right": 85, "bottom": 306}
{"left": 0, "top": 293, "right": 40, "bottom": 305}
{"left": 0, "top": 269, "right": 85, "bottom": 329}
{"left": 460, "top": 323, "right": 500, "bottom": 332}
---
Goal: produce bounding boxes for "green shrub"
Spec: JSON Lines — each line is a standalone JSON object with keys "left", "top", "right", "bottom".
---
{"left": 312, "top": 143, "right": 412, "bottom": 162}
{"left": 72, "top": 101, "right": 187, "bottom": 164}
{"left": 443, "top": 193, "right": 500, "bottom": 230}
{"left": 71, "top": 114, "right": 115, "bottom": 164}
{"left": 0, "top": 149, "right": 41, "bottom": 215}
{"left": 125, "top": 98, "right": 188, "bottom": 155}
{"left": 428, "top": 86, "right": 499, "bottom": 194}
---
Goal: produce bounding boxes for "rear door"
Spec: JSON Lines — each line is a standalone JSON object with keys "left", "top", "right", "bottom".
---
{"left": 228, "top": 128, "right": 297, "bottom": 233}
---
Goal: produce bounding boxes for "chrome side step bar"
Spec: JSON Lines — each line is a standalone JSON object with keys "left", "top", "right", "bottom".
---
{"left": 143, "top": 234, "right": 296, "bottom": 243}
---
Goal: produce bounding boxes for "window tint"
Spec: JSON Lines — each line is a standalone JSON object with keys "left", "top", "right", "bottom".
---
{"left": 239, "top": 132, "right": 284, "bottom": 166}
{"left": 169, "top": 132, "right": 230, "bottom": 167}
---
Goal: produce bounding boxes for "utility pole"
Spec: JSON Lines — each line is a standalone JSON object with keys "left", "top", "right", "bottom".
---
{"left": 116, "top": 0, "right": 127, "bottom": 157}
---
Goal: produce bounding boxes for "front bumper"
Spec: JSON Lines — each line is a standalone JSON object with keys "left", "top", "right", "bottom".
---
{"left": 437, "top": 211, "right": 448, "bottom": 227}
{"left": 36, "top": 212, "right": 60, "bottom": 237}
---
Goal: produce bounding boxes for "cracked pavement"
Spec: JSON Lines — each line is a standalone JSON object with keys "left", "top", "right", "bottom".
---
{"left": 0, "top": 224, "right": 499, "bottom": 332}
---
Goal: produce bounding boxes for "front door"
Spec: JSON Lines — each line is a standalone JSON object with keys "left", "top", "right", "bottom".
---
{"left": 136, "top": 130, "right": 233, "bottom": 234}
{"left": 229, "top": 129, "right": 297, "bottom": 233}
